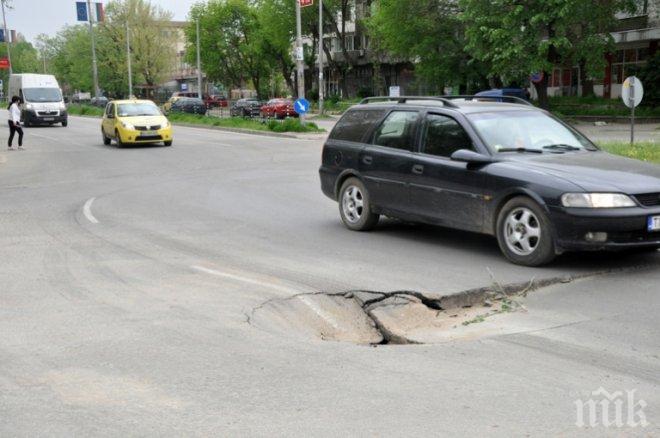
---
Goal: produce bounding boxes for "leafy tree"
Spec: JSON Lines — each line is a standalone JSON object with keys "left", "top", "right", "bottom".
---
{"left": 47, "top": 25, "right": 94, "bottom": 93}
{"left": 461, "top": 0, "right": 635, "bottom": 108}
{"left": 186, "top": 0, "right": 269, "bottom": 96}
{"left": 368, "top": 0, "right": 489, "bottom": 94}
{"left": 637, "top": 52, "right": 660, "bottom": 107}
{"left": 101, "top": 0, "right": 175, "bottom": 97}
{"left": 0, "top": 40, "right": 41, "bottom": 94}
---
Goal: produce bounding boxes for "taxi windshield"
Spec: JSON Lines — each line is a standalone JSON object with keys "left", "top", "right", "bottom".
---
{"left": 117, "top": 103, "right": 161, "bottom": 117}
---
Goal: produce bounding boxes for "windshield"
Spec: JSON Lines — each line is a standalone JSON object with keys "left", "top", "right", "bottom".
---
{"left": 467, "top": 111, "right": 596, "bottom": 152}
{"left": 117, "top": 103, "right": 161, "bottom": 117}
{"left": 23, "top": 88, "right": 63, "bottom": 103}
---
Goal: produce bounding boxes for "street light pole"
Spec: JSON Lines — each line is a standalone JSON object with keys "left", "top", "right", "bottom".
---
{"left": 1, "top": 0, "right": 13, "bottom": 76}
{"left": 295, "top": 0, "right": 305, "bottom": 99}
{"left": 196, "top": 18, "right": 202, "bottom": 100}
{"left": 86, "top": 0, "right": 100, "bottom": 98}
{"left": 318, "top": 0, "right": 324, "bottom": 114}
{"left": 126, "top": 21, "right": 132, "bottom": 98}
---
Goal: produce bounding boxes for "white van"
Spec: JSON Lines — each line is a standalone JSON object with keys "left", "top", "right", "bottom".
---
{"left": 8, "top": 74, "right": 68, "bottom": 127}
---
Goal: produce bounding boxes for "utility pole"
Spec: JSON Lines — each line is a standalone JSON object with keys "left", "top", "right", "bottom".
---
{"left": 1, "top": 0, "right": 12, "bottom": 75}
{"left": 87, "top": 0, "right": 100, "bottom": 98}
{"left": 126, "top": 21, "right": 132, "bottom": 98}
{"left": 196, "top": 19, "right": 202, "bottom": 99}
{"left": 318, "top": 0, "right": 324, "bottom": 114}
{"left": 295, "top": 0, "right": 305, "bottom": 99}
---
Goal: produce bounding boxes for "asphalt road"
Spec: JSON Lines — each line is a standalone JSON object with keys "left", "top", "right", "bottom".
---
{"left": 1, "top": 115, "right": 659, "bottom": 436}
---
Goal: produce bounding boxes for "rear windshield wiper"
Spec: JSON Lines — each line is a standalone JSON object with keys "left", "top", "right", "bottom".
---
{"left": 496, "top": 147, "right": 543, "bottom": 154}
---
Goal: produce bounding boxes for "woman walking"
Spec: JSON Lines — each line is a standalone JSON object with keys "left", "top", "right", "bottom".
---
{"left": 8, "top": 96, "right": 24, "bottom": 150}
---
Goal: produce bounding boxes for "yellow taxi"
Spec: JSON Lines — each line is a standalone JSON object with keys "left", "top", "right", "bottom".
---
{"left": 101, "top": 99, "right": 173, "bottom": 147}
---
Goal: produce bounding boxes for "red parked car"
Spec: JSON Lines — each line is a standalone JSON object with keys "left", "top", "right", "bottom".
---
{"left": 204, "top": 94, "right": 228, "bottom": 108}
{"left": 260, "top": 99, "right": 299, "bottom": 119}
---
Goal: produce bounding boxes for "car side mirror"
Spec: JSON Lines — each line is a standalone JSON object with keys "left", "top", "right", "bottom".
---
{"left": 450, "top": 149, "right": 493, "bottom": 165}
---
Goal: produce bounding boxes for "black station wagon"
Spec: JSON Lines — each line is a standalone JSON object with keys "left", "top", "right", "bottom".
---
{"left": 319, "top": 96, "right": 660, "bottom": 266}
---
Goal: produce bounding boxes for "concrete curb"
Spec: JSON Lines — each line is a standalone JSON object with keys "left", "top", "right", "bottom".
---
{"left": 68, "top": 113, "right": 327, "bottom": 140}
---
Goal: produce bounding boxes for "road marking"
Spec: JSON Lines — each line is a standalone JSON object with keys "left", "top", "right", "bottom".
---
{"left": 83, "top": 197, "right": 99, "bottom": 224}
{"left": 190, "top": 265, "right": 299, "bottom": 295}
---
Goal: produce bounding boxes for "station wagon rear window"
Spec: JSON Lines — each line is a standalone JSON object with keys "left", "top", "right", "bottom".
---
{"left": 329, "top": 109, "right": 387, "bottom": 143}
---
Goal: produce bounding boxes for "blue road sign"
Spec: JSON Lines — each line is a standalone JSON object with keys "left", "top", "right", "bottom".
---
{"left": 76, "top": 2, "right": 88, "bottom": 22}
{"left": 294, "top": 98, "right": 310, "bottom": 115}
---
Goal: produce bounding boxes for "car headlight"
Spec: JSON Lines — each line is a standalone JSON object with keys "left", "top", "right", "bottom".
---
{"left": 561, "top": 193, "right": 636, "bottom": 208}
{"left": 121, "top": 122, "right": 135, "bottom": 130}
{"left": 59, "top": 103, "right": 66, "bottom": 110}
{"left": 26, "top": 103, "right": 34, "bottom": 110}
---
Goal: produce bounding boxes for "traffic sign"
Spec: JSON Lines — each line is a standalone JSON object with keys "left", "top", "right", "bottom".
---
{"left": 622, "top": 76, "right": 643, "bottom": 108}
{"left": 294, "top": 98, "right": 310, "bottom": 115}
{"left": 530, "top": 72, "right": 544, "bottom": 84}
{"left": 300, "top": 0, "right": 314, "bottom": 7}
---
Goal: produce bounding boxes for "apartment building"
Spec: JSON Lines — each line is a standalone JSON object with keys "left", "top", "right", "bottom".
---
{"left": 546, "top": 1, "right": 659, "bottom": 98}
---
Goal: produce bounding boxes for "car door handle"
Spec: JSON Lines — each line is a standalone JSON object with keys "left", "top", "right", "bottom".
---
{"left": 362, "top": 156, "right": 373, "bottom": 165}
{"left": 412, "top": 164, "right": 424, "bottom": 175}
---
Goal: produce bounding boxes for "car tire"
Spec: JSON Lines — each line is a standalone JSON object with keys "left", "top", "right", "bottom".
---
{"left": 163, "top": 140, "right": 173, "bottom": 147}
{"left": 102, "top": 130, "right": 111, "bottom": 145}
{"left": 338, "top": 177, "right": 379, "bottom": 232}
{"left": 62, "top": 120, "right": 68, "bottom": 127}
{"left": 115, "top": 130, "right": 125, "bottom": 148}
{"left": 496, "top": 196, "right": 556, "bottom": 266}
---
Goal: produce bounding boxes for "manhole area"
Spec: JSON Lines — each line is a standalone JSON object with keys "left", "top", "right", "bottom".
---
{"left": 248, "top": 277, "right": 572, "bottom": 345}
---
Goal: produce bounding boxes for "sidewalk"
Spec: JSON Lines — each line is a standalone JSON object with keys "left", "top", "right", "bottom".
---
{"left": 573, "top": 122, "right": 659, "bottom": 143}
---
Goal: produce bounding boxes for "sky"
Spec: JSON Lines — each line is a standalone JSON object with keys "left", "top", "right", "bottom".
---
{"left": 4, "top": 0, "right": 199, "bottom": 44}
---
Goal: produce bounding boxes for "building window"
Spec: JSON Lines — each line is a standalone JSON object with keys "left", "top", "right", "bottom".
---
{"left": 344, "top": 35, "right": 354, "bottom": 51}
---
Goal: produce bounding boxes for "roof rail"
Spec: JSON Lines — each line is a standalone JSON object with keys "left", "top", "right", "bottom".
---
{"left": 359, "top": 96, "right": 459, "bottom": 108}
{"left": 440, "top": 95, "right": 534, "bottom": 106}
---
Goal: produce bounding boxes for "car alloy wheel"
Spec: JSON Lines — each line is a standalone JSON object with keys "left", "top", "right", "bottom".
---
{"left": 504, "top": 207, "right": 541, "bottom": 256}
{"left": 496, "top": 196, "right": 556, "bottom": 266}
{"left": 342, "top": 185, "right": 364, "bottom": 224}
{"left": 338, "top": 177, "right": 379, "bottom": 231}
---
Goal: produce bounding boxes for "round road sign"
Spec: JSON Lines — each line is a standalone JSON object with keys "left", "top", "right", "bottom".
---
{"left": 621, "top": 76, "right": 644, "bottom": 108}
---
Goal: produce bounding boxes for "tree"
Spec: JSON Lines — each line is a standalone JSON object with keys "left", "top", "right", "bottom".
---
{"left": 186, "top": 0, "right": 269, "bottom": 96}
{"left": 1, "top": 41, "right": 41, "bottom": 94}
{"left": 368, "top": 0, "right": 489, "bottom": 94}
{"left": 460, "top": 0, "right": 635, "bottom": 108}
{"left": 47, "top": 25, "right": 95, "bottom": 93}
{"left": 101, "top": 0, "right": 175, "bottom": 96}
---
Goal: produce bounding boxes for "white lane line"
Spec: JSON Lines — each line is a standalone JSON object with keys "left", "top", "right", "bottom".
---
{"left": 83, "top": 197, "right": 99, "bottom": 224}
{"left": 191, "top": 265, "right": 299, "bottom": 295}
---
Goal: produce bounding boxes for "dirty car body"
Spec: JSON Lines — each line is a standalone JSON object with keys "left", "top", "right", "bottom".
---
{"left": 319, "top": 97, "right": 660, "bottom": 266}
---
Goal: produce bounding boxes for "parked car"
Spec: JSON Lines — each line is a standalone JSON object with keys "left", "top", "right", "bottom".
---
{"left": 90, "top": 96, "right": 109, "bottom": 108}
{"left": 475, "top": 88, "right": 530, "bottom": 101}
{"left": 169, "top": 97, "right": 207, "bottom": 115}
{"left": 163, "top": 96, "right": 182, "bottom": 113}
{"left": 204, "top": 94, "right": 228, "bottom": 108}
{"left": 101, "top": 99, "right": 173, "bottom": 147}
{"left": 260, "top": 99, "right": 298, "bottom": 119}
{"left": 230, "top": 98, "right": 262, "bottom": 117}
{"left": 319, "top": 96, "right": 660, "bottom": 266}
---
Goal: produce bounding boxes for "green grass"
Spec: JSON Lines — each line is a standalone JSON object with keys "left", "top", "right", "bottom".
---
{"left": 67, "top": 104, "right": 105, "bottom": 117}
{"left": 549, "top": 96, "right": 660, "bottom": 118}
{"left": 168, "top": 113, "right": 324, "bottom": 133}
{"left": 599, "top": 141, "right": 660, "bottom": 163}
{"left": 66, "top": 104, "right": 324, "bottom": 133}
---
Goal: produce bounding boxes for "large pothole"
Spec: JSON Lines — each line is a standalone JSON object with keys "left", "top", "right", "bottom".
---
{"left": 248, "top": 274, "right": 593, "bottom": 345}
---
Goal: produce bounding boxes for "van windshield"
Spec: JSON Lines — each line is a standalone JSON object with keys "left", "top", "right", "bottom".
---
{"left": 23, "top": 88, "right": 63, "bottom": 103}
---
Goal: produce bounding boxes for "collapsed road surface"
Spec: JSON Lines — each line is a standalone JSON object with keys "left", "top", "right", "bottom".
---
{"left": 1, "top": 114, "right": 659, "bottom": 435}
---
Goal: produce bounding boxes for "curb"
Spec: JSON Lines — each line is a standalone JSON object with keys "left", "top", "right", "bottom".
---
{"left": 68, "top": 114, "right": 327, "bottom": 140}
